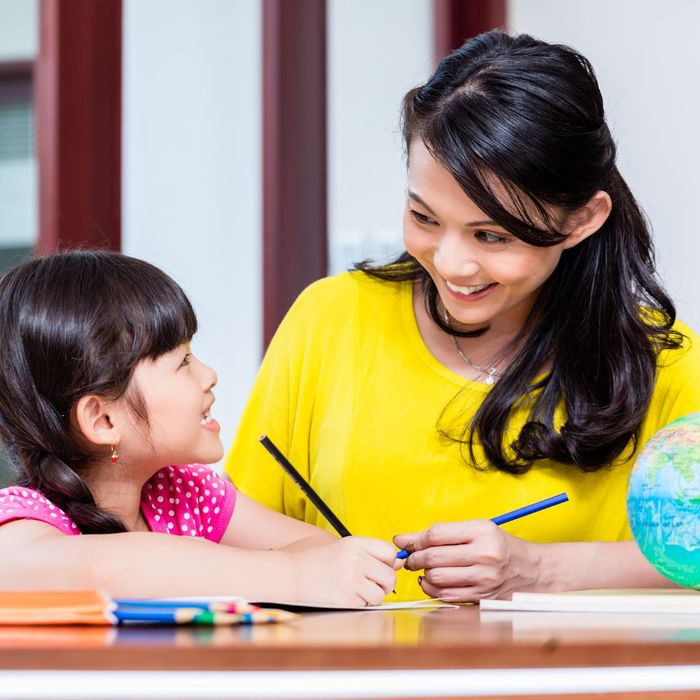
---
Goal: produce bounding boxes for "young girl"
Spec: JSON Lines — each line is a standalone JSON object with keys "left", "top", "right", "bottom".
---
{"left": 225, "top": 31, "right": 700, "bottom": 601}
{"left": 0, "top": 250, "right": 400, "bottom": 605}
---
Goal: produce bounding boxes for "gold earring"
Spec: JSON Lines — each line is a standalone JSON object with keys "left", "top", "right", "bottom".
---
{"left": 110, "top": 445, "right": 119, "bottom": 463}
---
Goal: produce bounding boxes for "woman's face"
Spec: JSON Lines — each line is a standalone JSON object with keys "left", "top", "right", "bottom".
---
{"left": 403, "top": 140, "right": 567, "bottom": 333}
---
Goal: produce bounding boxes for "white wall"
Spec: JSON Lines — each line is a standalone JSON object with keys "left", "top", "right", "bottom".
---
{"left": 508, "top": 0, "right": 700, "bottom": 331}
{"left": 327, "top": 0, "right": 433, "bottom": 273}
{"left": 122, "top": 0, "right": 262, "bottom": 462}
{"left": 122, "top": 0, "right": 433, "bottom": 464}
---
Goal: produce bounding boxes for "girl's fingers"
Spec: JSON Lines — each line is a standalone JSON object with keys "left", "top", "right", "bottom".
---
{"left": 363, "top": 557, "right": 397, "bottom": 595}
{"left": 358, "top": 577, "right": 387, "bottom": 606}
{"left": 354, "top": 536, "right": 402, "bottom": 567}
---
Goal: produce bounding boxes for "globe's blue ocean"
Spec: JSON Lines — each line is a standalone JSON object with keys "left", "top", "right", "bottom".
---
{"left": 627, "top": 413, "right": 700, "bottom": 588}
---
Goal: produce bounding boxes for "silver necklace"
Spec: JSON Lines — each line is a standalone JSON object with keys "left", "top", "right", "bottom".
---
{"left": 444, "top": 309, "right": 502, "bottom": 385}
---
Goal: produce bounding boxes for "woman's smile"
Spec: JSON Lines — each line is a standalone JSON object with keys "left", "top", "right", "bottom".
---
{"left": 443, "top": 278, "right": 498, "bottom": 301}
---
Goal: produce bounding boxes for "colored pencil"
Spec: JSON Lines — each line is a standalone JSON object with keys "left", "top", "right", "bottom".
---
{"left": 396, "top": 492, "right": 569, "bottom": 559}
{"left": 259, "top": 435, "right": 352, "bottom": 537}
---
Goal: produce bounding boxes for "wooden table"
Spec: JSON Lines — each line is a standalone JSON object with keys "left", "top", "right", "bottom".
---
{"left": 1, "top": 605, "right": 700, "bottom": 699}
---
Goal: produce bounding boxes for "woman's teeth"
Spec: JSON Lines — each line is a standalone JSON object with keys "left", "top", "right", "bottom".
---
{"left": 201, "top": 413, "right": 213, "bottom": 426}
{"left": 445, "top": 280, "right": 492, "bottom": 295}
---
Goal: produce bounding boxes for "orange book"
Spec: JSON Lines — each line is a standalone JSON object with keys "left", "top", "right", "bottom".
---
{"left": 0, "top": 590, "right": 116, "bottom": 625}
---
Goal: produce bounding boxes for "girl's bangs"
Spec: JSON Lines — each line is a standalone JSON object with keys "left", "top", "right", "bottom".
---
{"left": 121, "top": 275, "right": 198, "bottom": 361}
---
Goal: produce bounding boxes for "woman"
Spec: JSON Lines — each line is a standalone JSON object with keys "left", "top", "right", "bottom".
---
{"left": 225, "top": 31, "right": 700, "bottom": 601}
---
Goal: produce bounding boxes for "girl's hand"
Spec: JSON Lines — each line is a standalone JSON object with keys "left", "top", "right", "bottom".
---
{"left": 291, "top": 536, "right": 401, "bottom": 606}
{"left": 393, "top": 520, "right": 543, "bottom": 602}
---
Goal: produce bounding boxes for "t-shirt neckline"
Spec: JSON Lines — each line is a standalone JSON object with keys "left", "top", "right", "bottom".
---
{"left": 400, "top": 279, "right": 492, "bottom": 393}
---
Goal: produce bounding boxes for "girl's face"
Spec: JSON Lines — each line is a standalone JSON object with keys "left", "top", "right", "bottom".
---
{"left": 123, "top": 343, "right": 223, "bottom": 468}
{"left": 403, "top": 140, "right": 569, "bottom": 334}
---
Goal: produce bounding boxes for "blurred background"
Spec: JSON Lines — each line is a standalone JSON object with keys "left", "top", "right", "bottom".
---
{"left": 0, "top": 0, "right": 698, "bottom": 485}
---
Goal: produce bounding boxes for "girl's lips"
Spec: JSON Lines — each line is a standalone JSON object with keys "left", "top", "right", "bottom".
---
{"left": 443, "top": 280, "right": 497, "bottom": 301}
{"left": 201, "top": 417, "right": 221, "bottom": 433}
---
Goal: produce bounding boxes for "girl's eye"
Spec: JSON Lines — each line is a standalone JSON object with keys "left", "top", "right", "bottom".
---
{"left": 180, "top": 354, "right": 192, "bottom": 367}
{"left": 409, "top": 209, "right": 437, "bottom": 226}
{"left": 476, "top": 230, "right": 508, "bottom": 244}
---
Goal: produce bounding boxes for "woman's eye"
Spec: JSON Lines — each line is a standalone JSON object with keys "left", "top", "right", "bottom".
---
{"left": 476, "top": 230, "right": 508, "bottom": 244}
{"left": 180, "top": 354, "right": 192, "bottom": 367}
{"left": 410, "top": 209, "right": 437, "bottom": 226}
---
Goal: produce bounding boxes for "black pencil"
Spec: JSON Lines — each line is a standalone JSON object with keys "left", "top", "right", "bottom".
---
{"left": 259, "top": 435, "right": 352, "bottom": 538}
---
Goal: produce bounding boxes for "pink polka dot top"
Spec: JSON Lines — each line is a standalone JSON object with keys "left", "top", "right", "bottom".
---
{"left": 0, "top": 464, "right": 236, "bottom": 542}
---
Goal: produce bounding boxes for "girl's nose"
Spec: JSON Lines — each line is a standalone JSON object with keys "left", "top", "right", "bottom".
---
{"left": 199, "top": 361, "right": 217, "bottom": 391}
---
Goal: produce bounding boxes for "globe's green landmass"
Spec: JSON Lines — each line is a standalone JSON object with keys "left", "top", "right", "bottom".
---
{"left": 627, "top": 413, "right": 700, "bottom": 589}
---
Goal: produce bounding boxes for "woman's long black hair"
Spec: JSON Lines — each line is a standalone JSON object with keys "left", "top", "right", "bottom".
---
{"left": 357, "top": 30, "right": 681, "bottom": 473}
{"left": 0, "top": 250, "right": 197, "bottom": 532}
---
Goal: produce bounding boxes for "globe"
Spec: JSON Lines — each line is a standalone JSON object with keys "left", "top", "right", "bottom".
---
{"left": 627, "top": 413, "right": 700, "bottom": 588}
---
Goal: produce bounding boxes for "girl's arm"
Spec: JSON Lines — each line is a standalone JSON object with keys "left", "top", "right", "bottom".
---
{"left": 394, "top": 522, "right": 674, "bottom": 601}
{"left": 0, "top": 518, "right": 398, "bottom": 605}
{"left": 218, "top": 491, "right": 336, "bottom": 550}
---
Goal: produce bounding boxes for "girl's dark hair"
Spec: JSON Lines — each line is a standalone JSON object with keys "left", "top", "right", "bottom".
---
{"left": 0, "top": 250, "right": 197, "bottom": 532}
{"left": 357, "top": 30, "right": 681, "bottom": 473}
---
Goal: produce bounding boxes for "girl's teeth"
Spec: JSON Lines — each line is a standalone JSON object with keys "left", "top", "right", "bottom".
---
{"left": 200, "top": 414, "right": 213, "bottom": 426}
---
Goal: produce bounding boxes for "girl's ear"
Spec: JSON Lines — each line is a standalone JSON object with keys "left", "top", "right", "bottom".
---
{"left": 74, "top": 395, "right": 122, "bottom": 448}
{"left": 561, "top": 190, "right": 612, "bottom": 250}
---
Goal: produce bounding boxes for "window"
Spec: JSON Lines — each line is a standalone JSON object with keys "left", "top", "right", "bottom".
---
{"left": 0, "top": 62, "right": 35, "bottom": 276}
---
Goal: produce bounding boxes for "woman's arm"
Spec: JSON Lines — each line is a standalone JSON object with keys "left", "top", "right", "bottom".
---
{"left": 394, "top": 521, "right": 674, "bottom": 601}
{"left": 0, "top": 518, "right": 398, "bottom": 605}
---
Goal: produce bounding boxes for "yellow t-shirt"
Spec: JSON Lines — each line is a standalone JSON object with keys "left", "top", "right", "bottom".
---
{"left": 225, "top": 272, "right": 700, "bottom": 600}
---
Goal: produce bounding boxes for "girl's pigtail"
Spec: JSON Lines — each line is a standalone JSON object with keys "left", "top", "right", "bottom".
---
{"left": 19, "top": 448, "right": 127, "bottom": 534}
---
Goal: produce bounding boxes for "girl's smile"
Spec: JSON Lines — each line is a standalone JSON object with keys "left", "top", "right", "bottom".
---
{"left": 201, "top": 412, "right": 220, "bottom": 432}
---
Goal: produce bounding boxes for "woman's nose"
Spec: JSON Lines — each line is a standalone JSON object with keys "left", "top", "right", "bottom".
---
{"left": 434, "top": 234, "right": 481, "bottom": 278}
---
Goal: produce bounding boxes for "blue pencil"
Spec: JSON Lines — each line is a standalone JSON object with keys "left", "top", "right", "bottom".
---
{"left": 114, "top": 599, "right": 212, "bottom": 611}
{"left": 396, "top": 492, "right": 569, "bottom": 559}
{"left": 114, "top": 608, "right": 242, "bottom": 625}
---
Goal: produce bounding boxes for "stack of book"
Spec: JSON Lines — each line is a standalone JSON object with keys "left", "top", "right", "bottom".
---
{"left": 480, "top": 588, "right": 700, "bottom": 613}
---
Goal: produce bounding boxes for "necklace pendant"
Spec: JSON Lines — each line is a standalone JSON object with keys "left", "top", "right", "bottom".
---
{"left": 485, "top": 374, "right": 495, "bottom": 385}
{"left": 485, "top": 368, "right": 498, "bottom": 385}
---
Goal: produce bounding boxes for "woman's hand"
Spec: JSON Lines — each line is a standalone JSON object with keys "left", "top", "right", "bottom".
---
{"left": 394, "top": 520, "right": 543, "bottom": 602}
{"left": 291, "top": 536, "right": 402, "bottom": 606}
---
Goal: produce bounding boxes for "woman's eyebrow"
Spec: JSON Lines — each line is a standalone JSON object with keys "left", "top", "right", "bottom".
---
{"left": 407, "top": 190, "right": 438, "bottom": 216}
{"left": 407, "top": 191, "right": 499, "bottom": 228}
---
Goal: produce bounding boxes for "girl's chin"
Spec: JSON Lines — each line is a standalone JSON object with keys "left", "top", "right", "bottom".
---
{"left": 186, "top": 444, "right": 225, "bottom": 466}
{"left": 203, "top": 447, "right": 225, "bottom": 464}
